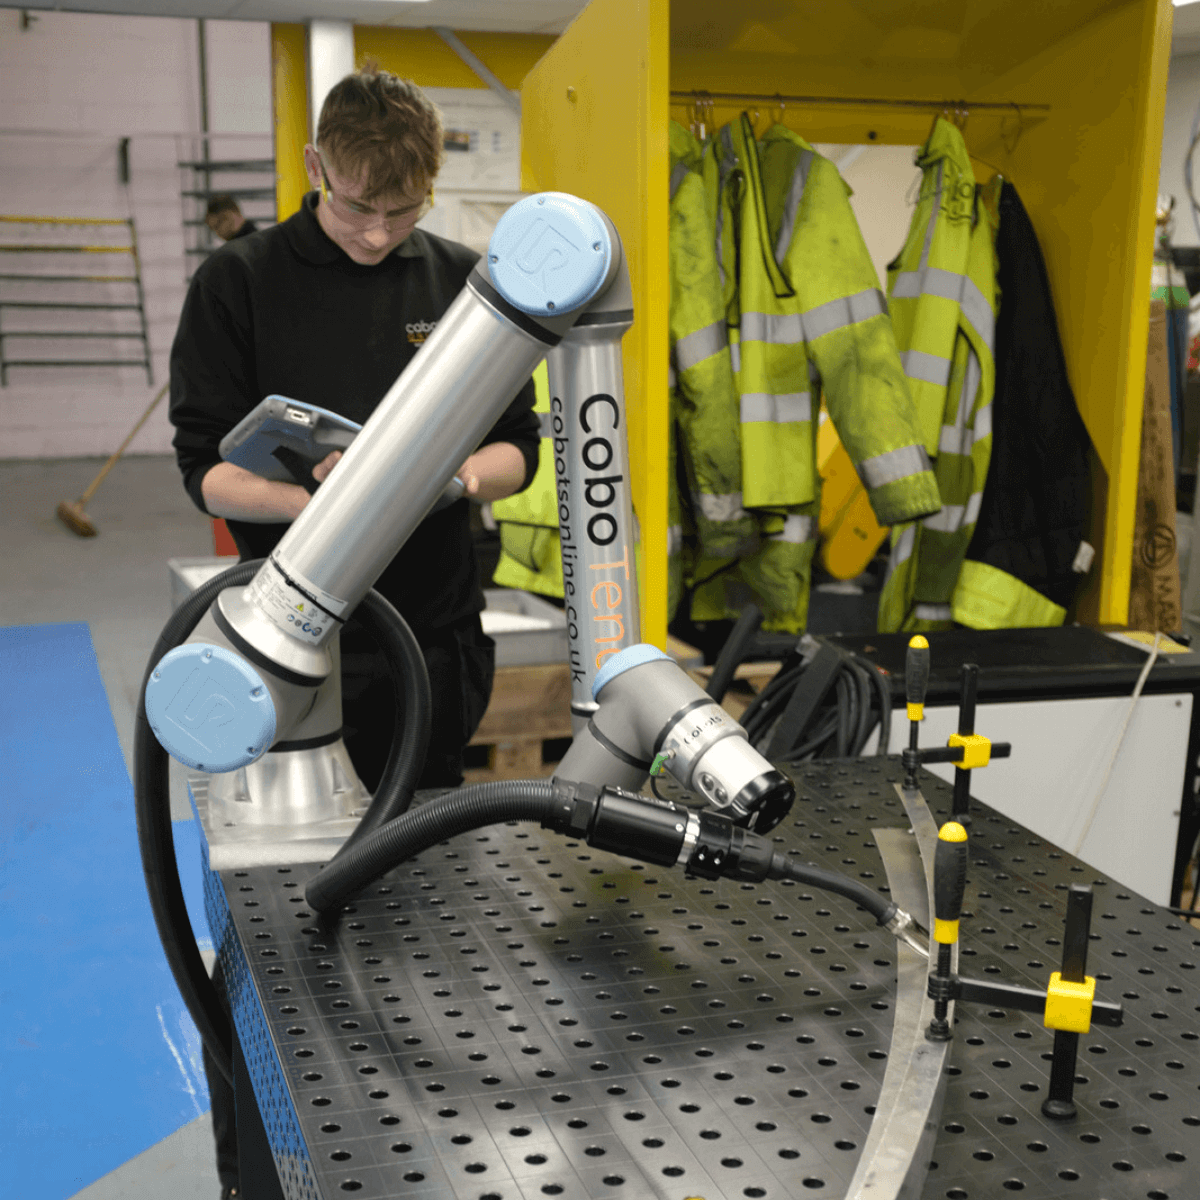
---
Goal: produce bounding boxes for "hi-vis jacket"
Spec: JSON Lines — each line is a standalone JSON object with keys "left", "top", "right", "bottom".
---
{"left": 877, "top": 117, "right": 1000, "bottom": 633}
{"left": 683, "top": 116, "right": 940, "bottom": 632}
{"left": 491, "top": 364, "right": 562, "bottom": 598}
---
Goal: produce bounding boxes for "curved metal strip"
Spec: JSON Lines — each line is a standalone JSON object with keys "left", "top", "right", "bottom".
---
{"left": 845, "top": 784, "right": 957, "bottom": 1199}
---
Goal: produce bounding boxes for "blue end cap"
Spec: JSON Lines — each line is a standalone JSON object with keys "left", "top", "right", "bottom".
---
{"left": 144, "top": 643, "right": 276, "bottom": 774}
{"left": 592, "top": 643, "right": 671, "bottom": 701}
{"left": 487, "top": 193, "right": 613, "bottom": 317}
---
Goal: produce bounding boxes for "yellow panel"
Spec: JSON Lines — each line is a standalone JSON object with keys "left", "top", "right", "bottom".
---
{"left": 965, "top": 0, "right": 1172, "bottom": 624}
{"left": 520, "top": 0, "right": 671, "bottom": 648}
{"left": 665, "top": 0, "right": 1170, "bottom": 626}
{"left": 521, "top": 0, "right": 1167, "bottom": 632}
{"left": 354, "top": 26, "right": 554, "bottom": 89}
{"left": 271, "top": 24, "right": 309, "bottom": 222}
{"left": 669, "top": 0, "right": 1130, "bottom": 94}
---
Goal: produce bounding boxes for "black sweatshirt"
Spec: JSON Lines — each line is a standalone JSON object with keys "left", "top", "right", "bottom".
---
{"left": 169, "top": 193, "right": 540, "bottom": 634}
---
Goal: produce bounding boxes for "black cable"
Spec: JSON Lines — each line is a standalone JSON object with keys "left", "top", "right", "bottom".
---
{"left": 850, "top": 660, "right": 874, "bottom": 756}
{"left": 134, "top": 560, "right": 431, "bottom": 1085}
{"left": 306, "top": 780, "right": 560, "bottom": 913}
{"left": 772, "top": 854, "right": 896, "bottom": 925}
{"left": 857, "top": 652, "right": 892, "bottom": 756}
{"left": 745, "top": 642, "right": 895, "bottom": 764}
{"left": 134, "top": 559, "right": 259, "bottom": 1087}
{"left": 705, "top": 603, "right": 763, "bottom": 703}
{"left": 333, "top": 590, "right": 431, "bottom": 851}
{"left": 835, "top": 673, "right": 851, "bottom": 758}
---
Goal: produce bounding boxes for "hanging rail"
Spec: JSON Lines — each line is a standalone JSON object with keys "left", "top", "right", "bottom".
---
{"left": 669, "top": 90, "right": 1049, "bottom": 114}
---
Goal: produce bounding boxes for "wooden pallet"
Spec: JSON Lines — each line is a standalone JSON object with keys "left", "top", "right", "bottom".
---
{"left": 464, "top": 662, "right": 574, "bottom": 782}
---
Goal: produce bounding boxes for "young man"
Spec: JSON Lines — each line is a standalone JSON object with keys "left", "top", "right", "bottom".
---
{"left": 204, "top": 194, "right": 257, "bottom": 242}
{"left": 169, "top": 68, "right": 540, "bottom": 1199}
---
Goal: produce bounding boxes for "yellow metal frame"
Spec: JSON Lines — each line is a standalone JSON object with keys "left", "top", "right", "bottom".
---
{"left": 521, "top": 0, "right": 670, "bottom": 643}
{"left": 270, "top": 23, "right": 556, "bottom": 225}
{"left": 520, "top": 0, "right": 1173, "bottom": 639}
{"left": 271, "top": 24, "right": 310, "bottom": 223}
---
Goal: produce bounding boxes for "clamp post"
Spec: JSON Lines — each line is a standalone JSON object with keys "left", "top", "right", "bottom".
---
{"left": 1042, "top": 885, "right": 1095, "bottom": 1121}
{"left": 926, "top": 819, "right": 968, "bottom": 1041}
{"left": 950, "top": 662, "right": 978, "bottom": 823}
{"left": 902, "top": 635, "right": 930, "bottom": 790}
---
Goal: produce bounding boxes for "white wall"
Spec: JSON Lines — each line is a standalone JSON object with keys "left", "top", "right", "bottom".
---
{"left": 1160, "top": 50, "right": 1200, "bottom": 248}
{"left": 0, "top": 10, "right": 271, "bottom": 458}
{"left": 816, "top": 143, "right": 922, "bottom": 288}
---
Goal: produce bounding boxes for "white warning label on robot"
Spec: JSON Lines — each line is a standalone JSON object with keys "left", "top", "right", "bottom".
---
{"left": 247, "top": 553, "right": 348, "bottom": 646}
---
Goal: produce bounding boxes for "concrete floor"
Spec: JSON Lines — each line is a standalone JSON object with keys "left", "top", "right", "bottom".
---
{"left": 1, "top": 454, "right": 225, "bottom": 1200}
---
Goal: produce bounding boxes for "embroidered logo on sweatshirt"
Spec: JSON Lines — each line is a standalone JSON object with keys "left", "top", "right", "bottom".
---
{"left": 406, "top": 320, "right": 437, "bottom": 345}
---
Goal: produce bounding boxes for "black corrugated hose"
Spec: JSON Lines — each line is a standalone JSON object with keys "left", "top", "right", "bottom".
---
{"left": 134, "top": 559, "right": 431, "bottom": 1085}
{"left": 305, "top": 780, "right": 560, "bottom": 913}
{"left": 739, "top": 648, "right": 892, "bottom": 762}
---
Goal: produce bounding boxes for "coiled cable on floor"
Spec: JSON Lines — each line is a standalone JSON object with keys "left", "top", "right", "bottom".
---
{"left": 134, "top": 559, "right": 431, "bottom": 1085}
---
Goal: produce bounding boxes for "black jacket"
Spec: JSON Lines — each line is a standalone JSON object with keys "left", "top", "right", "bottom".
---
{"left": 963, "top": 181, "right": 1092, "bottom": 612}
{"left": 169, "top": 193, "right": 540, "bottom": 634}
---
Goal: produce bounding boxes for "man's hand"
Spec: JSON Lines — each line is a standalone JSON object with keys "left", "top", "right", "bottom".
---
{"left": 312, "top": 450, "right": 342, "bottom": 484}
{"left": 456, "top": 443, "right": 528, "bottom": 502}
{"left": 201, "top": 449, "right": 342, "bottom": 524}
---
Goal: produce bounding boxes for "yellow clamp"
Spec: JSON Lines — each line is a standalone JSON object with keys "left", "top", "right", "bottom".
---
{"left": 1044, "top": 971, "right": 1096, "bottom": 1034}
{"left": 906, "top": 635, "right": 928, "bottom": 721}
{"left": 948, "top": 732, "right": 991, "bottom": 770}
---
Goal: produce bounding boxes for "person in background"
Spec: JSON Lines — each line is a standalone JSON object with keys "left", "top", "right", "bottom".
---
{"left": 170, "top": 66, "right": 539, "bottom": 1199}
{"left": 204, "top": 194, "right": 257, "bottom": 242}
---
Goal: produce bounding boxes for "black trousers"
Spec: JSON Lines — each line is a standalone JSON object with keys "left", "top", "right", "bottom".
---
{"left": 203, "top": 612, "right": 494, "bottom": 1193}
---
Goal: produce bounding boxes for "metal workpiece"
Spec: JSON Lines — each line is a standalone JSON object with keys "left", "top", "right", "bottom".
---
{"left": 206, "top": 760, "right": 1200, "bottom": 1199}
{"left": 262, "top": 282, "right": 554, "bottom": 628}
{"left": 846, "top": 827, "right": 951, "bottom": 1199}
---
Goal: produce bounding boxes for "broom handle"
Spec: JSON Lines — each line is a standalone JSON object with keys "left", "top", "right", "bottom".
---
{"left": 78, "top": 381, "right": 171, "bottom": 505}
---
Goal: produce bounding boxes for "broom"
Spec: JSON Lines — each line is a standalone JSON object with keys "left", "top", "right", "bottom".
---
{"left": 56, "top": 381, "right": 170, "bottom": 537}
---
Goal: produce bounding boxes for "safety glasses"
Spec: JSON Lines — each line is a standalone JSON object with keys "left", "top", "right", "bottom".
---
{"left": 317, "top": 151, "right": 433, "bottom": 231}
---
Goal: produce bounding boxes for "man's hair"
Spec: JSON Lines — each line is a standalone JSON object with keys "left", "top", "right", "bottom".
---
{"left": 317, "top": 66, "right": 444, "bottom": 202}
{"left": 206, "top": 195, "right": 241, "bottom": 217}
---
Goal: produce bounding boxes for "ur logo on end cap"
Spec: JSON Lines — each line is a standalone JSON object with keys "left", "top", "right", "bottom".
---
{"left": 487, "top": 193, "right": 613, "bottom": 317}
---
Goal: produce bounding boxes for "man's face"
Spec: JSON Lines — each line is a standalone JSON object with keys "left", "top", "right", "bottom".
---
{"left": 304, "top": 145, "right": 431, "bottom": 267}
{"left": 206, "top": 210, "right": 242, "bottom": 242}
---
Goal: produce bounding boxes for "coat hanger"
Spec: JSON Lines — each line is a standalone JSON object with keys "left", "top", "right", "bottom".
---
{"left": 688, "top": 91, "right": 713, "bottom": 141}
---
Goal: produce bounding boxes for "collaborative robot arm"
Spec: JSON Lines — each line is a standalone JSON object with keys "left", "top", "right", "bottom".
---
{"left": 144, "top": 192, "right": 790, "bottom": 833}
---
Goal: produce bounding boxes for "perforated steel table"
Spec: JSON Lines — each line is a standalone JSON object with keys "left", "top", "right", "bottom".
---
{"left": 202, "top": 760, "right": 1200, "bottom": 1199}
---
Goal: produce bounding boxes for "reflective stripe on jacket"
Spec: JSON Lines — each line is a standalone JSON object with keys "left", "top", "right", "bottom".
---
{"left": 877, "top": 118, "right": 999, "bottom": 634}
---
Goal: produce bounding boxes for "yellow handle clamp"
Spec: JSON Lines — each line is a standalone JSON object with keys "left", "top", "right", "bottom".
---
{"left": 1044, "top": 971, "right": 1096, "bottom": 1034}
{"left": 947, "top": 732, "right": 992, "bottom": 770}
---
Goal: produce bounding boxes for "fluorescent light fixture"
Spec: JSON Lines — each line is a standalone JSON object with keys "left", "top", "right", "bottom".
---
{"left": 1175, "top": 0, "right": 1200, "bottom": 8}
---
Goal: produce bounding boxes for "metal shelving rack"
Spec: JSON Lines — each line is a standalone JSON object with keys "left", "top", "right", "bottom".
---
{"left": 178, "top": 141, "right": 276, "bottom": 273}
{"left": 0, "top": 214, "right": 153, "bottom": 386}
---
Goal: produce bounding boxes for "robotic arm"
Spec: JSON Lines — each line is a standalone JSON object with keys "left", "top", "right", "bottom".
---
{"left": 137, "top": 195, "right": 934, "bottom": 1101}
{"left": 144, "top": 192, "right": 791, "bottom": 833}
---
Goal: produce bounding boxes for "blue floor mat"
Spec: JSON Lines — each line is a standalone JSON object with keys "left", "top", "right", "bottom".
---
{"left": 1, "top": 624, "right": 211, "bottom": 1198}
